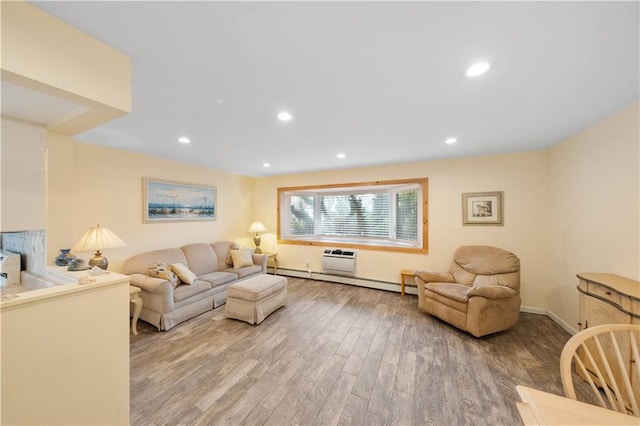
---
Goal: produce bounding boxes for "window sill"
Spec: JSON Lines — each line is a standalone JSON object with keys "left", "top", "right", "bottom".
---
{"left": 278, "top": 237, "right": 428, "bottom": 254}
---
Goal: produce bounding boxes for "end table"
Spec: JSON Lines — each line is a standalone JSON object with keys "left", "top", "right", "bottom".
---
{"left": 400, "top": 269, "right": 415, "bottom": 298}
{"left": 129, "top": 285, "right": 143, "bottom": 335}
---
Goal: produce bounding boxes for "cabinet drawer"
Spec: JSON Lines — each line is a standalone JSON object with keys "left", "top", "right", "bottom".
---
{"left": 588, "top": 282, "right": 622, "bottom": 306}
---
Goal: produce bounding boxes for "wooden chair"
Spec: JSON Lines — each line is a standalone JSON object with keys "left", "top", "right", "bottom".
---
{"left": 560, "top": 323, "right": 640, "bottom": 417}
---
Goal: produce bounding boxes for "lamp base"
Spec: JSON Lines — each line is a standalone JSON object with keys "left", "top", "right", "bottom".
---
{"left": 253, "top": 235, "right": 262, "bottom": 254}
{"left": 89, "top": 251, "right": 109, "bottom": 270}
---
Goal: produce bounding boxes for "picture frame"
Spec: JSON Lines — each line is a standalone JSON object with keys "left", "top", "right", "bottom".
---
{"left": 462, "top": 191, "right": 503, "bottom": 225}
{"left": 143, "top": 178, "right": 216, "bottom": 223}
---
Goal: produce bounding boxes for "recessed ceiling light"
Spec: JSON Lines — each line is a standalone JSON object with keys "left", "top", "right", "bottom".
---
{"left": 178, "top": 137, "right": 191, "bottom": 144}
{"left": 336, "top": 153, "right": 346, "bottom": 159}
{"left": 445, "top": 137, "right": 458, "bottom": 144}
{"left": 277, "top": 111, "right": 293, "bottom": 121}
{"left": 465, "top": 62, "right": 490, "bottom": 77}
{"left": 263, "top": 163, "right": 271, "bottom": 168}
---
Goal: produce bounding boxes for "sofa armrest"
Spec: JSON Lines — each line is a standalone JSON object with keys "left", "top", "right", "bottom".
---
{"left": 415, "top": 270, "right": 455, "bottom": 284}
{"left": 128, "top": 273, "right": 173, "bottom": 295}
{"left": 465, "top": 285, "right": 517, "bottom": 300}
{"left": 252, "top": 253, "right": 268, "bottom": 273}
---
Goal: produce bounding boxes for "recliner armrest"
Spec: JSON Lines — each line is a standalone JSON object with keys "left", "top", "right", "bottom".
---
{"left": 415, "top": 270, "right": 455, "bottom": 284}
{"left": 128, "top": 273, "right": 173, "bottom": 295}
{"left": 465, "top": 285, "right": 517, "bottom": 300}
{"left": 252, "top": 253, "right": 268, "bottom": 273}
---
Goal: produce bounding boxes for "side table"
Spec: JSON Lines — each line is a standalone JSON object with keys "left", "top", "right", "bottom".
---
{"left": 400, "top": 269, "right": 416, "bottom": 298}
{"left": 129, "top": 285, "right": 143, "bottom": 335}
{"left": 264, "top": 253, "right": 278, "bottom": 275}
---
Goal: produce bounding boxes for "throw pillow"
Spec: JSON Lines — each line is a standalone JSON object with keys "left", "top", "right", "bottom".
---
{"left": 148, "top": 262, "right": 180, "bottom": 288}
{"left": 225, "top": 242, "right": 241, "bottom": 266}
{"left": 170, "top": 262, "right": 197, "bottom": 285}
{"left": 230, "top": 248, "right": 254, "bottom": 270}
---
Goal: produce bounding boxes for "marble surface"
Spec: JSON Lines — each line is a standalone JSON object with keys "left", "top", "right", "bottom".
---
{"left": 0, "top": 229, "right": 46, "bottom": 276}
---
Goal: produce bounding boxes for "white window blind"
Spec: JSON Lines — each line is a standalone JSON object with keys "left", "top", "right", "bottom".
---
{"left": 319, "top": 193, "right": 390, "bottom": 238}
{"left": 279, "top": 179, "right": 427, "bottom": 251}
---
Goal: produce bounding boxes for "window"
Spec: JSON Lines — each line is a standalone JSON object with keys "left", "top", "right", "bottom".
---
{"left": 278, "top": 178, "right": 428, "bottom": 253}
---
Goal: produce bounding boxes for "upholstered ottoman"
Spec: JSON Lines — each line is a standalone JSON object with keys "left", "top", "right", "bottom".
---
{"left": 224, "top": 274, "right": 287, "bottom": 324}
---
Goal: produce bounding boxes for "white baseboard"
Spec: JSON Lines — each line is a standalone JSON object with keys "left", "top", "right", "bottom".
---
{"left": 273, "top": 268, "right": 575, "bottom": 333}
{"left": 272, "top": 267, "right": 418, "bottom": 295}
{"left": 520, "top": 305, "right": 547, "bottom": 315}
{"left": 520, "top": 305, "right": 577, "bottom": 335}
{"left": 546, "top": 310, "right": 577, "bottom": 335}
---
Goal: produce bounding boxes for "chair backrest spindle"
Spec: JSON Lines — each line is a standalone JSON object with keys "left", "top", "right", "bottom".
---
{"left": 560, "top": 324, "right": 640, "bottom": 417}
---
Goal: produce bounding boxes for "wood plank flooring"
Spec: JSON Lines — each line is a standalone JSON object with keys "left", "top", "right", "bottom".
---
{"left": 130, "top": 277, "right": 593, "bottom": 425}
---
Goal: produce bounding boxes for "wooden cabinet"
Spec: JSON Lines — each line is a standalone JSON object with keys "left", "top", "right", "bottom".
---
{"left": 576, "top": 273, "right": 640, "bottom": 411}
{"left": 578, "top": 273, "right": 640, "bottom": 329}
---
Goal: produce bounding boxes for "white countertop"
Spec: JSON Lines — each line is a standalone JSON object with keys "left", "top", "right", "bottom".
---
{"left": 0, "top": 266, "right": 129, "bottom": 309}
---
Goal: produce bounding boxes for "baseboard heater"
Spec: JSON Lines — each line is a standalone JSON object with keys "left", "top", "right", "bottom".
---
{"left": 322, "top": 248, "right": 357, "bottom": 276}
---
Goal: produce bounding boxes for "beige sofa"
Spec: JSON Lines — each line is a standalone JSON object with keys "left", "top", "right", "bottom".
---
{"left": 123, "top": 241, "right": 267, "bottom": 330}
{"left": 415, "top": 245, "right": 521, "bottom": 337}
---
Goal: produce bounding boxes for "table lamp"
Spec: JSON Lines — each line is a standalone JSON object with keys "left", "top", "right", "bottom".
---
{"left": 72, "top": 224, "right": 126, "bottom": 270}
{"left": 248, "top": 221, "right": 267, "bottom": 253}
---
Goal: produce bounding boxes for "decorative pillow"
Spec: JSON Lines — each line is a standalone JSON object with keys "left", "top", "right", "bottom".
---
{"left": 225, "top": 242, "right": 241, "bottom": 266}
{"left": 148, "top": 262, "right": 180, "bottom": 288}
{"left": 230, "top": 248, "right": 254, "bottom": 270}
{"left": 170, "top": 262, "right": 197, "bottom": 285}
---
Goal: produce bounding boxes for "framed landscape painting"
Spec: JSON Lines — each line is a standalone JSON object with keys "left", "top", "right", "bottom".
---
{"left": 462, "top": 191, "right": 503, "bottom": 225}
{"left": 143, "top": 178, "right": 216, "bottom": 223}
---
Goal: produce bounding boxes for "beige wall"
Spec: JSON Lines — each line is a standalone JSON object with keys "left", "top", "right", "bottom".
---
{"left": 46, "top": 135, "right": 255, "bottom": 272}
{"left": 548, "top": 102, "right": 639, "bottom": 329}
{"left": 254, "top": 150, "right": 551, "bottom": 311}
{"left": 44, "top": 102, "right": 638, "bottom": 329}
{"left": 1, "top": 1, "right": 131, "bottom": 135}
{"left": 0, "top": 117, "right": 46, "bottom": 231}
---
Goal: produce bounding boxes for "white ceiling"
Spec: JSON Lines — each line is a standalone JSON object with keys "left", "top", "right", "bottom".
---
{"left": 25, "top": 1, "right": 640, "bottom": 177}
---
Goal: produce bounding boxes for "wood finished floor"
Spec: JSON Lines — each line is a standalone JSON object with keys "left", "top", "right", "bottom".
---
{"left": 130, "top": 277, "right": 592, "bottom": 426}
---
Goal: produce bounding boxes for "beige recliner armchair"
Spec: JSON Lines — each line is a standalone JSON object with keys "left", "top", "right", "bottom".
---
{"left": 415, "top": 245, "right": 521, "bottom": 337}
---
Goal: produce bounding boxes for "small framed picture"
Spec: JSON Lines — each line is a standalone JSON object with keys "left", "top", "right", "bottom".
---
{"left": 462, "top": 191, "right": 503, "bottom": 225}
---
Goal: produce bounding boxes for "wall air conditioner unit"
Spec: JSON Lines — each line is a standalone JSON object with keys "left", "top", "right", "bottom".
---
{"left": 322, "top": 248, "right": 357, "bottom": 276}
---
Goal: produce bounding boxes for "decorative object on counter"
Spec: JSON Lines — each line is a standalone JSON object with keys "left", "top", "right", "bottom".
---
{"left": 0, "top": 250, "right": 21, "bottom": 286}
{"left": 72, "top": 224, "right": 126, "bottom": 270}
{"left": 89, "top": 266, "right": 108, "bottom": 276}
{"left": 54, "top": 248, "right": 76, "bottom": 266}
{"left": 78, "top": 275, "right": 95, "bottom": 285}
{"left": 67, "top": 258, "right": 90, "bottom": 271}
{"left": 248, "top": 221, "right": 267, "bottom": 253}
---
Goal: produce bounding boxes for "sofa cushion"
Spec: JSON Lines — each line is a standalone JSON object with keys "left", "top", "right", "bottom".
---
{"left": 197, "top": 271, "right": 238, "bottom": 287}
{"left": 170, "top": 262, "right": 197, "bottom": 285}
{"left": 222, "top": 242, "right": 240, "bottom": 266}
{"left": 454, "top": 245, "right": 519, "bottom": 275}
{"left": 123, "top": 248, "right": 188, "bottom": 276}
{"left": 211, "top": 241, "right": 239, "bottom": 270}
{"left": 424, "top": 289, "right": 468, "bottom": 313}
{"left": 173, "top": 280, "right": 212, "bottom": 303}
{"left": 424, "top": 283, "right": 470, "bottom": 312}
{"left": 473, "top": 271, "right": 521, "bottom": 292}
{"left": 230, "top": 248, "right": 254, "bottom": 269}
{"left": 181, "top": 243, "right": 219, "bottom": 276}
{"left": 222, "top": 265, "right": 262, "bottom": 279}
{"left": 148, "top": 262, "right": 180, "bottom": 288}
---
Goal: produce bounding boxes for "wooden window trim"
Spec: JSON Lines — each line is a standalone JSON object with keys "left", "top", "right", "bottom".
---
{"left": 277, "top": 178, "right": 428, "bottom": 254}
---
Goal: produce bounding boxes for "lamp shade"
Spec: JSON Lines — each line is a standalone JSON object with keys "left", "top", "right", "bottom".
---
{"left": 247, "top": 221, "right": 267, "bottom": 233}
{"left": 72, "top": 225, "right": 126, "bottom": 252}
